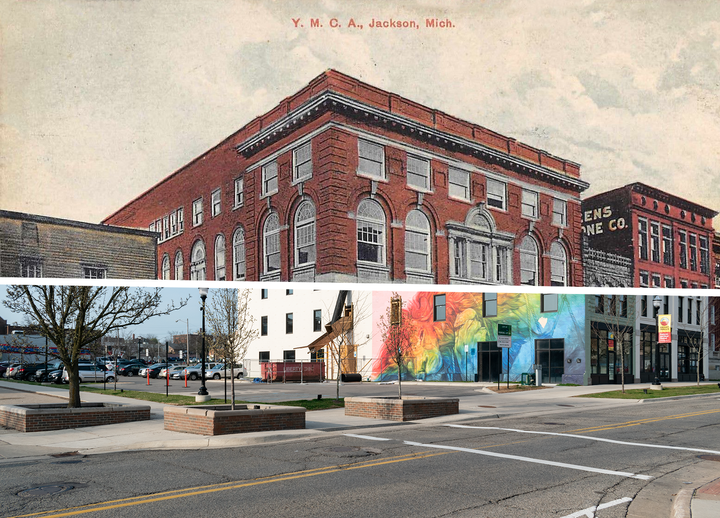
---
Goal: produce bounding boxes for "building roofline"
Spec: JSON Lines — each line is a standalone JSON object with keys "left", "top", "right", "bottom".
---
{"left": 1, "top": 210, "right": 159, "bottom": 238}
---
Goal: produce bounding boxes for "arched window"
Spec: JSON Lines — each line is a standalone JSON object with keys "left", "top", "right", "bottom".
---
{"left": 405, "top": 210, "right": 431, "bottom": 272}
{"left": 356, "top": 199, "right": 386, "bottom": 265}
{"left": 190, "top": 240, "right": 206, "bottom": 281}
{"left": 295, "top": 201, "right": 316, "bottom": 267}
{"left": 550, "top": 241, "right": 567, "bottom": 286}
{"left": 519, "top": 236, "right": 539, "bottom": 286}
{"left": 214, "top": 234, "right": 226, "bottom": 281}
{"left": 232, "top": 227, "right": 246, "bottom": 281}
{"left": 161, "top": 254, "right": 170, "bottom": 280}
{"left": 263, "top": 212, "right": 281, "bottom": 273}
{"left": 174, "top": 251, "right": 183, "bottom": 280}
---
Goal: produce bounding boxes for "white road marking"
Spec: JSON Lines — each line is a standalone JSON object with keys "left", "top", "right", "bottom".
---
{"left": 344, "top": 434, "right": 391, "bottom": 441}
{"left": 445, "top": 424, "right": 720, "bottom": 455}
{"left": 560, "top": 496, "right": 633, "bottom": 518}
{"left": 402, "top": 440, "right": 653, "bottom": 480}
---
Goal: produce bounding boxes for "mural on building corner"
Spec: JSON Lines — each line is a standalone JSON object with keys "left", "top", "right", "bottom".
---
{"left": 372, "top": 292, "right": 586, "bottom": 383}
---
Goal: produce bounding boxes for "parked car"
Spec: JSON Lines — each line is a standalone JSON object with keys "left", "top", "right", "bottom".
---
{"left": 116, "top": 360, "right": 146, "bottom": 376}
{"left": 160, "top": 365, "right": 185, "bottom": 379}
{"left": 205, "top": 363, "right": 247, "bottom": 380}
{"left": 138, "top": 364, "right": 165, "bottom": 378}
{"left": 4, "top": 364, "right": 21, "bottom": 379}
{"left": 63, "top": 364, "right": 114, "bottom": 383}
{"left": 35, "top": 361, "right": 64, "bottom": 382}
{"left": 46, "top": 369, "right": 65, "bottom": 384}
{"left": 0, "top": 362, "right": 11, "bottom": 377}
{"left": 180, "top": 363, "right": 218, "bottom": 381}
{"left": 14, "top": 363, "right": 42, "bottom": 381}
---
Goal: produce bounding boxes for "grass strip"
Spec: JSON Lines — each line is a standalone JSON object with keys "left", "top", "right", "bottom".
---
{"left": 577, "top": 385, "right": 720, "bottom": 399}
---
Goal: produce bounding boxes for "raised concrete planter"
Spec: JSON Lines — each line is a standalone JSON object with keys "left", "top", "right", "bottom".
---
{"left": 0, "top": 403, "right": 151, "bottom": 432}
{"left": 345, "top": 396, "right": 459, "bottom": 421}
{"left": 164, "top": 404, "right": 306, "bottom": 435}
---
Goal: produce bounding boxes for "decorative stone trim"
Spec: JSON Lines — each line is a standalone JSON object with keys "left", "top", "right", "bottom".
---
{"left": 164, "top": 404, "right": 306, "bottom": 435}
{"left": 0, "top": 403, "right": 151, "bottom": 433}
{"left": 344, "top": 396, "right": 459, "bottom": 422}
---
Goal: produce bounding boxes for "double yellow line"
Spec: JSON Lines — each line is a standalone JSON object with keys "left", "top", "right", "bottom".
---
{"left": 566, "top": 408, "right": 720, "bottom": 434}
{"left": 9, "top": 450, "right": 451, "bottom": 518}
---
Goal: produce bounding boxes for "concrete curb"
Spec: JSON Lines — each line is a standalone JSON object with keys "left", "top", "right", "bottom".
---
{"left": 670, "top": 488, "right": 693, "bottom": 518}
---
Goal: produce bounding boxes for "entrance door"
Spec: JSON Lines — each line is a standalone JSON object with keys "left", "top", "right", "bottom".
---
{"left": 535, "top": 339, "right": 565, "bottom": 384}
{"left": 477, "top": 341, "right": 500, "bottom": 382}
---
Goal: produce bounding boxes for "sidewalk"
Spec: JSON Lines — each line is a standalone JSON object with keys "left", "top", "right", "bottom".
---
{"left": 1, "top": 380, "right": 718, "bottom": 517}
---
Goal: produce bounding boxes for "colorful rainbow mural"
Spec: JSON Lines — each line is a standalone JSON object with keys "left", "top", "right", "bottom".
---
{"left": 372, "top": 292, "right": 586, "bottom": 383}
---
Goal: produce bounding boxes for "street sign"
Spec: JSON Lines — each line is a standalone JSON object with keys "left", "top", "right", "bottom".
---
{"left": 497, "top": 323, "right": 512, "bottom": 348}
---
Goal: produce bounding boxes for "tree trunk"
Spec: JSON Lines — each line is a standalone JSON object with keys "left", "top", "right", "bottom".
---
{"left": 697, "top": 348, "right": 701, "bottom": 386}
{"left": 620, "top": 342, "right": 626, "bottom": 394}
{"left": 68, "top": 369, "right": 81, "bottom": 408}
{"left": 230, "top": 359, "right": 236, "bottom": 411}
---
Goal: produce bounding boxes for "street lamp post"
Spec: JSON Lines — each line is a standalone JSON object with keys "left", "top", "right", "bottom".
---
{"left": 137, "top": 337, "right": 142, "bottom": 361}
{"left": 197, "top": 288, "right": 210, "bottom": 402}
{"left": 652, "top": 295, "right": 662, "bottom": 386}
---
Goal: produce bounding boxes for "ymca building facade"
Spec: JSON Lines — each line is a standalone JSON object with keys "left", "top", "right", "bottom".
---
{"left": 104, "top": 70, "right": 588, "bottom": 286}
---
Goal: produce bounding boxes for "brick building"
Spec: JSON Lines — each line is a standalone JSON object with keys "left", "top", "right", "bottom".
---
{"left": 0, "top": 210, "right": 158, "bottom": 279}
{"left": 104, "top": 70, "right": 588, "bottom": 286}
{"left": 582, "top": 183, "right": 717, "bottom": 289}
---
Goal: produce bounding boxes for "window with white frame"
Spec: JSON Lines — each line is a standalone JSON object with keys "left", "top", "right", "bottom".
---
{"left": 83, "top": 266, "right": 107, "bottom": 279}
{"left": 356, "top": 198, "right": 386, "bottom": 264}
{"left": 263, "top": 212, "right": 281, "bottom": 273}
{"left": 20, "top": 259, "right": 42, "bottom": 278}
{"left": 174, "top": 251, "right": 183, "bottom": 280}
{"left": 700, "top": 235, "right": 710, "bottom": 274}
{"left": 192, "top": 198, "right": 203, "bottom": 226}
{"left": 293, "top": 142, "right": 312, "bottom": 182}
{"left": 549, "top": 241, "right": 567, "bottom": 286}
{"left": 214, "top": 234, "right": 226, "bottom": 281}
{"left": 552, "top": 199, "right": 567, "bottom": 226}
{"left": 662, "top": 225, "right": 673, "bottom": 265}
{"left": 453, "top": 239, "right": 467, "bottom": 278}
{"left": 170, "top": 212, "right": 177, "bottom": 235}
{"left": 406, "top": 155, "right": 430, "bottom": 191}
{"left": 234, "top": 177, "right": 244, "bottom": 208}
{"left": 357, "top": 139, "right": 385, "bottom": 179}
{"left": 519, "top": 235, "right": 539, "bottom": 286}
{"left": 638, "top": 218, "right": 648, "bottom": 260}
{"left": 211, "top": 189, "right": 221, "bottom": 217}
{"left": 639, "top": 270, "right": 649, "bottom": 287}
{"left": 486, "top": 178, "right": 506, "bottom": 210}
{"left": 650, "top": 221, "right": 660, "bottom": 262}
{"left": 521, "top": 189, "right": 539, "bottom": 219}
{"left": 161, "top": 255, "right": 171, "bottom": 280}
{"left": 190, "top": 240, "right": 206, "bottom": 280}
{"left": 405, "top": 210, "right": 431, "bottom": 272}
{"left": 177, "top": 207, "right": 184, "bottom": 232}
{"left": 149, "top": 222, "right": 155, "bottom": 233}
{"left": 233, "top": 227, "right": 246, "bottom": 281}
{"left": 163, "top": 216, "right": 170, "bottom": 240}
{"left": 262, "top": 161, "right": 278, "bottom": 196}
{"left": 689, "top": 233, "right": 698, "bottom": 271}
{"left": 448, "top": 167, "right": 470, "bottom": 201}
{"left": 295, "top": 201, "right": 316, "bottom": 267}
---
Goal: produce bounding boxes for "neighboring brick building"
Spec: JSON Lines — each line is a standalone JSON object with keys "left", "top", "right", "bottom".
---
{"left": 0, "top": 210, "right": 157, "bottom": 279}
{"left": 582, "top": 183, "right": 717, "bottom": 289}
{"left": 104, "top": 70, "right": 588, "bottom": 286}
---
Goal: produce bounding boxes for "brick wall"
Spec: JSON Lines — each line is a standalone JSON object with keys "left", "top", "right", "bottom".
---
{"left": 344, "top": 396, "right": 459, "bottom": 421}
{"left": 0, "top": 403, "right": 151, "bottom": 432}
{"left": 164, "top": 405, "right": 306, "bottom": 435}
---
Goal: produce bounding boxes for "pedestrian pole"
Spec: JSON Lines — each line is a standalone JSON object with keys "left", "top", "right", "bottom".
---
{"left": 146, "top": 368, "right": 150, "bottom": 385}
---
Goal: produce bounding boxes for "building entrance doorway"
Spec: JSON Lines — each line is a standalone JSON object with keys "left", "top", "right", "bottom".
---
{"left": 477, "top": 341, "right": 500, "bottom": 382}
{"left": 535, "top": 338, "right": 565, "bottom": 384}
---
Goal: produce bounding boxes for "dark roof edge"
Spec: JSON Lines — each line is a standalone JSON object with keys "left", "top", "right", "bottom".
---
{"left": 0, "top": 210, "right": 159, "bottom": 238}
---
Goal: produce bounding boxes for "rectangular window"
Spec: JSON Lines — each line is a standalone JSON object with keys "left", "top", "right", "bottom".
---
{"left": 650, "top": 222, "right": 660, "bottom": 262}
{"left": 407, "top": 155, "right": 430, "bottom": 190}
{"left": 639, "top": 270, "right": 649, "bottom": 287}
{"left": 638, "top": 218, "right": 648, "bottom": 260}
{"left": 261, "top": 316, "right": 268, "bottom": 336}
{"left": 286, "top": 289, "right": 293, "bottom": 295}
{"left": 170, "top": 212, "right": 177, "bottom": 235}
{"left": 664, "top": 276, "right": 674, "bottom": 288}
{"left": 313, "top": 309, "right": 322, "bottom": 332}
{"left": 486, "top": 178, "right": 506, "bottom": 210}
{"left": 594, "top": 294, "right": 604, "bottom": 314}
{"left": 283, "top": 350, "right": 296, "bottom": 361}
{"left": 448, "top": 167, "right": 470, "bottom": 200}
{"left": 679, "top": 230, "right": 687, "bottom": 269}
{"left": 552, "top": 199, "right": 567, "bottom": 226}
{"left": 495, "top": 248, "right": 508, "bottom": 284}
{"left": 687, "top": 298, "right": 693, "bottom": 324}
{"left": 20, "top": 259, "right": 42, "bottom": 278}
{"left": 652, "top": 273, "right": 661, "bottom": 288}
{"left": 662, "top": 225, "right": 673, "bottom": 265}
{"left": 541, "top": 294, "right": 558, "bottom": 313}
{"left": 163, "top": 215, "right": 170, "bottom": 240}
{"left": 641, "top": 295, "right": 647, "bottom": 317}
{"left": 192, "top": 198, "right": 203, "bottom": 226}
{"left": 521, "top": 189, "right": 538, "bottom": 218}
{"left": 680, "top": 279, "right": 688, "bottom": 288}
{"left": 696, "top": 298, "right": 701, "bottom": 325}
{"left": 433, "top": 294, "right": 446, "bottom": 322}
{"left": 700, "top": 236, "right": 709, "bottom": 274}
{"left": 453, "top": 239, "right": 466, "bottom": 278}
{"left": 83, "top": 267, "right": 107, "bottom": 279}
{"left": 469, "top": 242, "right": 488, "bottom": 281}
{"left": 286, "top": 313, "right": 293, "bottom": 334}
{"left": 617, "top": 295, "right": 628, "bottom": 318}
{"left": 149, "top": 222, "right": 155, "bottom": 233}
{"left": 261, "top": 289, "right": 268, "bottom": 300}
{"left": 483, "top": 293, "right": 497, "bottom": 317}
{"left": 711, "top": 305, "right": 715, "bottom": 325}
{"left": 234, "top": 177, "right": 244, "bottom": 207}
{"left": 689, "top": 233, "right": 698, "bottom": 271}
{"left": 293, "top": 142, "right": 312, "bottom": 181}
{"left": 177, "top": 208, "right": 184, "bottom": 232}
{"left": 358, "top": 139, "right": 385, "bottom": 179}
{"left": 262, "top": 161, "right": 278, "bottom": 196}
{"left": 259, "top": 351, "right": 270, "bottom": 363}
{"left": 211, "top": 189, "right": 221, "bottom": 217}
{"left": 679, "top": 298, "right": 684, "bottom": 323}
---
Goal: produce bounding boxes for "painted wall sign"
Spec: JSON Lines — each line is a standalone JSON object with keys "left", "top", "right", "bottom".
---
{"left": 582, "top": 205, "right": 627, "bottom": 236}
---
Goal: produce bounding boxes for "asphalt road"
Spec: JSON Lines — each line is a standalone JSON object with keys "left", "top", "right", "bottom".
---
{"left": 2, "top": 396, "right": 719, "bottom": 518}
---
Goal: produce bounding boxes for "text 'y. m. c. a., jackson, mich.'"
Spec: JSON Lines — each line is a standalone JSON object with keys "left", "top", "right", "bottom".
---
{"left": 291, "top": 18, "right": 454, "bottom": 30}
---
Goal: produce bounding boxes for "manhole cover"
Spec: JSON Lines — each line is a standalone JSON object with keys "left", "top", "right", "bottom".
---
{"left": 478, "top": 405, "right": 496, "bottom": 408}
{"left": 18, "top": 485, "right": 74, "bottom": 497}
{"left": 698, "top": 455, "right": 720, "bottom": 462}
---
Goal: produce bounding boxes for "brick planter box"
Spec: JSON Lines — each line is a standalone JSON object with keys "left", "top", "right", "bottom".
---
{"left": 0, "top": 403, "right": 151, "bottom": 432}
{"left": 164, "top": 404, "right": 306, "bottom": 435}
{"left": 344, "top": 396, "right": 459, "bottom": 421}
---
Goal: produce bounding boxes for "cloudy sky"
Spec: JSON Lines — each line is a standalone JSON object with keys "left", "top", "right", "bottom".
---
{"left": 2, "top": 0, "right": 719, "bottom": 224}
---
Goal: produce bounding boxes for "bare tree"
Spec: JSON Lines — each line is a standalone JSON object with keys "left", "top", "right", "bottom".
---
{"left": 205, "top": 289, "right": 258, "bottom": 410}
{"left": 3, "top": 285, "right": 187, "bottom": 408}
{"left": 590, "top": 295, "right": 634, "bottom": 393}
{"left": 688, "top": 296, "right": 713, "bottom": 386}
{"left": 377, "top": 293, "right": 417, "bottom": 399}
